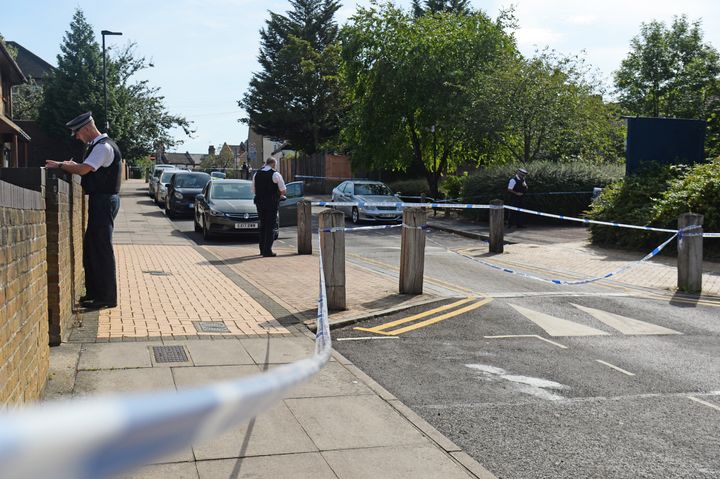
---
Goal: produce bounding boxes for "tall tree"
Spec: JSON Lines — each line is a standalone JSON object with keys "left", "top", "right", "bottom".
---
{"left": 38, "top": 9, "right": 191, "bottom": 161}
{"left": 341, "top": 4, "right": 514, "bottom": 197}
{"left": 412, "top": 0, "right": 472, "bottom": 17}
{"left": 614, "top": 16, "right": 720, "bottom": 119}
{"left": 470, "top": 51, "right": 624, "bottom": 165}
{"left": 240, "top": 0, "right": 343, "bottom": 154}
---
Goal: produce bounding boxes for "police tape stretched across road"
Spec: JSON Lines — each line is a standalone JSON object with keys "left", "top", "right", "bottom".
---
{"left": 0, "top": 242, "right": 332, "bottom": 479}
{"left": 314, "top": 201, "right": 719, "bottom": 238}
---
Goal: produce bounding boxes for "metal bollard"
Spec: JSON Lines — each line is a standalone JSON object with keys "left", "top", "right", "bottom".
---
{"left": 319, "top": 209, "right": 346, "bottom": 310}
{"left": 489, "top": 199, "right": 504, "bottom": 254}
{"left": 677, "top": 213, "right": 703, "bottom": 293}
{"left": 399, "top": 207, "right": 427, "bottom": 295}
{"left": 297, "top": 200, "right": 312, "bottom": 255}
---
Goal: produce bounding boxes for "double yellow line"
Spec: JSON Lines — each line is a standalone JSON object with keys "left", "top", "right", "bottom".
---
{"left": 355, "top": 297, "right": 492, "bottom": 336}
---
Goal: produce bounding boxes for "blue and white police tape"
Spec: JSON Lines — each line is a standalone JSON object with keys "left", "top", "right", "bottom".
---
{"left": 503, "top": 205, "right": 680, "bottom": 233}
{"left": 319, "top": 224, "right": 428, "bottom": 233}
{"left": 312, "top": 201, "right": 492, "bottom": 210}
{"left": 0, "top": 243, "right": 332, "bottom": 479}
{"left": 458, "top": 232, "right": 679, "bottom": 286}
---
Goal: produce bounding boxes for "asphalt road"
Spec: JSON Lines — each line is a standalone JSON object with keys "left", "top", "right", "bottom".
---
{"left": 165, "top": 204, "right": 720, "bottom": 478}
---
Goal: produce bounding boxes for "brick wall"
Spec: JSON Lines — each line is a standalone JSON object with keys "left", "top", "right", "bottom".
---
{"left": 45, "top": 171, "right": 73, "bottom": 345}
{"left": 70, "top": 176, "right": 85, "bottom": 304}
{"left": 0, "top": 180, "right": 49, "bottom": 405}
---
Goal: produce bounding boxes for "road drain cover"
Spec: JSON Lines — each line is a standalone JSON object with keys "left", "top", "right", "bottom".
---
{"left": 193, "top": 321, "right": 230, "bottom": 333}
{"left": 152, "top": 345, "right": 188, "bottom": 363}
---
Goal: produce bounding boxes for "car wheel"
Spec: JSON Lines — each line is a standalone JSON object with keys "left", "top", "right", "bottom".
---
{"left": 194, "top": 213, "right": 202, "bottom": 232}
{"left": 202, "top": 215, "right": 213, "bottom": 240}
{"left": 351, "top": 207, "right": 360, "bottom": 224}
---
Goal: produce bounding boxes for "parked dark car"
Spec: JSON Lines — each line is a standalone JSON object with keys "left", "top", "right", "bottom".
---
{"left": 331, "top": 180, "right": 403, "bottom": 224}
{"left": 194, "top": 179, "right": 304, "bottom": 240}
{"left": 165, "top": 171, "right": 211, "bottom": 218}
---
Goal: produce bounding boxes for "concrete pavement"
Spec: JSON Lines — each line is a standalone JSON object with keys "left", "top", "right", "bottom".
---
{"left": 47, "top": 180, "right": 495, "bottom": 479}
{"left": 45, "top": 180, "right": 720, "bottom": 478}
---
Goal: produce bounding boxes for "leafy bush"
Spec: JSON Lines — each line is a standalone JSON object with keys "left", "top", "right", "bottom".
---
{"left": 459, "top": 160, "right": 623, "bottom": 221}
{"left": 586, "top": 160, "right": 720, "bottom": 257}
{"left": 440, "top": 174, "right": 467, "bottom": 200}
{"left": 387, "top": 178, "right": 430, "bottom": 198}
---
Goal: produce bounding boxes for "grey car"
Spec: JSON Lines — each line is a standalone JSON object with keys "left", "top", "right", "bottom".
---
{"left": 331, "top": 180, "right": 403, "bottom": 224}
{"left": 155, "top": 169, "right": 180, "bottom": 206}
{"left": 194, "top": 179, "right": 304, "bottom": 240}
{"left": 148, "top": 164, "right": 176, "bottom": 198}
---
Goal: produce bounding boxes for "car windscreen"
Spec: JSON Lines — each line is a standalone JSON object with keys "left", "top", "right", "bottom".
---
{"left": 354, "top": 183, "right": 393, "bottom": 196}
{"left": 174, "top": 174, "right": 210, "bottom": 188}
{"left": 211, "top": 183, "right": 253, "bottom": 200}
{"left": 160, "top": 171, "right": 176, "bottom": 182}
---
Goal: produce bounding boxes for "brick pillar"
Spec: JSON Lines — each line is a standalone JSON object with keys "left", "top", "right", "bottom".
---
{"left": 0, "top": 179, "right": 49, "bottom": 404}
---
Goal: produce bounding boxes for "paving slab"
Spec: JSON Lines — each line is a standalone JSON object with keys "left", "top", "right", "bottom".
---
{"left": 73, "top": 368, "right": 175, "bottom": 397}
{"left": 117, "top": 461, "right": 199, "bottom": 479}
{"left": 77, "top": 342, "right": 156, "bottom": 370}
{"left": 239, "top": 336, "right": 317, "bottom": 364}
{"left": 322, "top": 444, "right": 474, "bottom": 479}
{"left": 195, "top": 453, "right": 338, "bottom": 479}
{"left": 192, "top": 402, "right": 317, "bottom": 460}
{"left": 278, "top": 361, "right": 374, "bottom": 399}
{"left": 172, "top": 365, "right": 261, "bottom": 389}
{"left": 183, "top": 339, "right": 255, "bottom": 366}
{"left": 285, "top": 395, "right": 428, "bottom": 450}
{"left": 45, "top": 343, "right": 81, "bottom": 400}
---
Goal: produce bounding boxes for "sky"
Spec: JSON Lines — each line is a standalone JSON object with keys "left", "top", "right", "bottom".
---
{"left": 3, "top": 1, "right": 719, "bottom": 154}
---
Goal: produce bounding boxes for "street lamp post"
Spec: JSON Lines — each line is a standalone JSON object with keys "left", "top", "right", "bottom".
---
{"left": 101, "top": 30, "right": 123, "bottom": 132}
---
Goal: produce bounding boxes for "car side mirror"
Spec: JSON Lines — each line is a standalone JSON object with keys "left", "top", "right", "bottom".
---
{"left": 196, "top": 194, "right": 204, "bottom": 202}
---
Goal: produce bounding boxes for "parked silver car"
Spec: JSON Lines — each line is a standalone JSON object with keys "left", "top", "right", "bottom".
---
{"left": 331, "top": 180, "right": 403, "bottom": 224}
{"left": 148, "top": 164, "right": 176, "bottom": 198}
{"left": 155, "top": 169, "right": 180, "bottom": 206}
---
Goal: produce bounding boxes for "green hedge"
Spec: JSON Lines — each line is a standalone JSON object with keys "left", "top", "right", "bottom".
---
{"left": 387, "top": 178, "right": 430, "bottom": 197}
{"left": 587, "top": 160, "right": 720, "bottom": 257}
{"left": 457, "top": 161, "right": 623, "bottom": 221}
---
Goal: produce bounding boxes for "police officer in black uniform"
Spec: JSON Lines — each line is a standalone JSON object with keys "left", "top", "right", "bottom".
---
{"left": 506, "top": 167, "right": 528, "bottom": 228}
{"left": 46, "top": 112, "right": 122, "bottom": 309}
{"left": 253, "top": 157, "right": 286, "bottom": 257}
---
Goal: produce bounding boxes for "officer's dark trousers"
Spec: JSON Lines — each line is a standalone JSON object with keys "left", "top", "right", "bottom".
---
{"left": 506, "top": 194, "right": 525, "bottom": 227}
{"left": 257, "top": 206, "right": 278, "bottom": 256}
{"left": 84, "top": 194, "right": 120, "bottom": 303}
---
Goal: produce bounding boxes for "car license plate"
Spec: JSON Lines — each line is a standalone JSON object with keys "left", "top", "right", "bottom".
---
{"left": 235, "top": 223, "right": 258, "bottom": 229}
{"left": 380, "top": 214, "right": 396, "bottom": 218}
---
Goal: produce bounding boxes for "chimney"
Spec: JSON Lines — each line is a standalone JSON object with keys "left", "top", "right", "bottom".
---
{"left": 208, "top": 145, "right": 216, "bottom": 156}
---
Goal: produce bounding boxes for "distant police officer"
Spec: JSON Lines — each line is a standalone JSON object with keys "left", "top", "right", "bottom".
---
{"left": 506, "top": 167, "right": 528, "bottom": 228}
{"left": 252, "top": 157, "right": 286, "bottom": 257}
{"left": 46, "top": 112, "right": 122, "bottom": 309}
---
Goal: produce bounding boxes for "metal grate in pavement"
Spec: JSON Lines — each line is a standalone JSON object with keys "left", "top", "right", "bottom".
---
{"left": 152, "top": 345, "right": 188, "bottom": 363}
{"left": 192, "top": 321, "right": 230, "bottom": 333}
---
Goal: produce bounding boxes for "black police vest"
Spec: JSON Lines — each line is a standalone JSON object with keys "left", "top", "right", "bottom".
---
{"left": 511, "top": 175, "right": 528, "bottom": 194}
{"left": 254, "top": 168, "right": 280, "bottom": 208}
{"left": 81, "top": 137, "right": 122, "bottom": 195}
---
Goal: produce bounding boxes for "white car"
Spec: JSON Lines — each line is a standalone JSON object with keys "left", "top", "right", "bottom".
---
{"left": 148, "top": 164, "right": 176, "bottom": 198}
{"left": 155, "top": 169, "right": 180, "bottom": 206}
{"left": 331, "top": 180, "right": 403, "bottom": 224}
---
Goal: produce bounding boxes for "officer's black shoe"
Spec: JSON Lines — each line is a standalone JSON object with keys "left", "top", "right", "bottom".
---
{"left": 79, "top": 295, "right": 95, "bottom": 303}
{"left": 263, "top": 252, "right": 277, "bottom": 257}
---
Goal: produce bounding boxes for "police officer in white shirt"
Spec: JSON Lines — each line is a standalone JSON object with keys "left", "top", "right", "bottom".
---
{"left": 46, "top": 112, "right": 122, "bottom": 308}
{"left": 506, "top": 167, "right": 528, "bottom": 228}
{"left": 252, "top": 157, "right": 286, "bottom": 257}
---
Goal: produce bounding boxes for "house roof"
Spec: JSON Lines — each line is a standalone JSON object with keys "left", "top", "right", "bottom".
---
{"left": 162, "top": 152, "right": 206, "bottom": 166}
{"left": 6, "top": 41, "right": 54, "bottom": 81}
{"left": 0, "top": 41, "right": 26, "bottom": 85}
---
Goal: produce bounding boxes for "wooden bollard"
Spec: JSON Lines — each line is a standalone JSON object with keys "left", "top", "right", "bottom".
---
{"left": 677, "top": 213, "right": 703, "bottom": 293}
{"left": 319, "top": 209, "right": 346, "bottom": 310}
{"left": 489, "top": 199, "right": 504, "bottom": 254}
{"left": 297, "top": 200, "right": 312, "bottom": 255}
{"left": 400, "top": 207, "right": 427, "bottom": 294}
